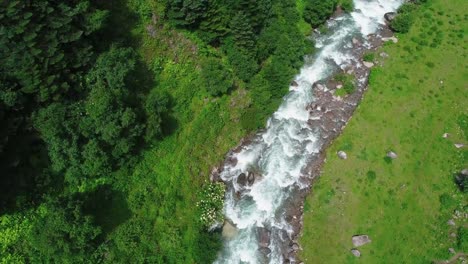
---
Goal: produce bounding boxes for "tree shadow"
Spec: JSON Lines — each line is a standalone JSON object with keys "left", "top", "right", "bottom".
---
{"left": 82, "top": 184, "right": 132, "bottom": 236}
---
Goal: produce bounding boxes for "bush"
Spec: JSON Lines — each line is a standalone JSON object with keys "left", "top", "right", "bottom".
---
{"left": 196, "top": 182, "right": 225, "bottom": 228}
{"left": 201, "top": 58, "right": 233, "bottom": 96}
{"left": 391, "top": 13, "right": 413, "bottom": 33}
{"left": 304, "top": 0, "right": 338, "bottom": 28}
{"left": 335, "top": 73, "right": 355, "bottom": 95}
{"left": 363, "top": 53, "right": 375, "bottom": 62}
{"left": 340, "top": 0, "right": 354, "bottom": 12}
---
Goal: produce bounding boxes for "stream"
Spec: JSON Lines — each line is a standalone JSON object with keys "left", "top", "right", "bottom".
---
{"left": 214, "top": 0, "right": 403, "bottom": 263}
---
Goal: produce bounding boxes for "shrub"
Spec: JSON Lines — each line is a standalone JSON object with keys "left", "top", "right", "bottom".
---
{"left": 363, "top": 53, "right": 375, "bottom": 62}
{"left": 304, "top": 0, "right": 338, "bottom": 28}
{"left": 340, "top": 0, "right": 354, "bottom": 12}
{"left": 196, "top": 182, "right": 225, "bottom": 228}
{"left": 201, "top": 58, "right": 233, "bottom": 96}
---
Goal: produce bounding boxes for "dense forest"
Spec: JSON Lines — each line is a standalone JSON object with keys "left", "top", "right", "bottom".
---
{"left": 0, "top": 0, "right": 347, "bottom": 262}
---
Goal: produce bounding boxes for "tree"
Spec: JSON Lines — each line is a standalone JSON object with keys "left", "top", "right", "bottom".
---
{"left": 201, "top": 58, "right": 233, "bottom": 96}
{"left": 304, "top": 0, "right": 338, "bottom": 27}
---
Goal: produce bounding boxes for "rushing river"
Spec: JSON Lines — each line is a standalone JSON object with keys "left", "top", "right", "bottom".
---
{"left": 215, "top": 1, "right": 403, "bottom": 263}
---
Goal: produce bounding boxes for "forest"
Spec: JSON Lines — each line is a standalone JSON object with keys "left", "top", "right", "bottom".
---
{"left": 0, "top": 0, "right": 346, "bottom": 263}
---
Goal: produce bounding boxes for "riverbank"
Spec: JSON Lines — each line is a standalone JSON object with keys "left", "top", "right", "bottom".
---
{"left": 300, "top": 0, "right": 467, "bottom": 262}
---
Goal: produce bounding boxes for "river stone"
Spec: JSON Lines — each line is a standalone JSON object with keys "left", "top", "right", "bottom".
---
{"left": 352, "top": 235, "right": 371, "bottom": 247}
{"left": 247, "top": 172, "right": 255, "bottom": 185}
{"left": 382, "top": 36, "right": 398, "bottom": 43}
{"left": 337, "top": 150, "right": 348, "bottom": 160}
{"left": 462, "top": 169, "right": 468, "bottom": 175}
{"left": 455, "top": 143, "right": 465, "bottom": 148}
{"left": 222, "top": 220, "right": 238, "bottom": 239}
{"left": 363, "top": 61, "right": 374, "bottom": 68}
{"left": 449, "top": 248, "right": 456, "bottom": 254}
{"left": 259, "top": 247, "right": 271, "bottom": 256}
{"left": 384, "top": 12, "right": 397, "bottom": 22}
{"left": 336, "top": 84, "right": 343, "bottom": 89}
{"left": 291, "top": 80, "right": 299, "bottom": 87}
{"left": 351, "top": 249, "right": 361, "bottom": 257}
{"left": 442, "top": 133, "right": 450, "bottom": 138}
{"left": 237, "top": 173, "right": 247, "bottom": 186}
{"left": 387, "top": 151, "right": 398, "bottom": 159}
{"left": 258, "top": 228, "right": 271, "bottom": 248}
{"left": 447, "top": 219, "right": 456, "bottom": 226}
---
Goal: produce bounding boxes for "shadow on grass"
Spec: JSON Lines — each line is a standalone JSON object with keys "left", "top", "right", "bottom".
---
{"left": 82, "top": 184, "right": 132, "bottom": 236}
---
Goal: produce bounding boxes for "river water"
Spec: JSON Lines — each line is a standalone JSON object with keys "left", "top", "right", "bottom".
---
{"left": 215, "top": 1, "right": 403, "bottom": 263}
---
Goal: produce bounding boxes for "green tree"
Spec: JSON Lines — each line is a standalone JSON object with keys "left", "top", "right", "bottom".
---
{"left": 201, "top": 58, "right": 233, "bottom": 96}
{"left": 304, "top": 0, "right": 338, "bottom": 27}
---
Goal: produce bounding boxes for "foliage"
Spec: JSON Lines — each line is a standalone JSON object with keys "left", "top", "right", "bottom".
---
{"left": 304, "top": 0, "right": 338, "bottom": 27}
{"left": 201, "top": 58, "right": 233, "bottom": 96}
{"left": 390, "top": 3, "right": 418, "bottom": 33}
{"left": 196, "top": 182, "right": 225, "bottom": 227}
{"left": 363, "top": 52, "right": 375, "bottom": 62}
{"left": 339, "top": 0, "right": 354, "bottom": 12}
{"left": 335, "top": 73, "right": 355, "bottom": 95}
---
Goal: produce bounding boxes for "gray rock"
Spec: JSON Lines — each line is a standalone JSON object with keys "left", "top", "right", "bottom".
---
{"left": 337, "top": 150, "right": 348, "bottom": 160}
{"left": 336, "top": 84, "right": 343, "bottom": 89}
{"left": 247, "top": 172, "right": 255, "bottom": 185}
{"left": 450, "top": 233, "right": 457, "bottom": 238}
{"left": 258, "top": 228, "right": 271, "bottom": 248}
{"left": 291, "top": 80, "right": 299, "bottom": 87}
{"left": 447, "top": 219, "right": 456, "bottom": 226}
{"left": 237, "top": 173, "right": 247, "bottom": 186}
{"left": 382, "top": 36, "right": 398, "bottom": 43}
{"left": 352, "top": 235, "right": 371, "bottom": 247}
{"left": 291, "top": 243, "right": 300, "bottom": 251}
{"left": 222, "top": 220, "right": 238, "bottom": 239}
{"left": 384, "top": 12, "right": 397, "bottom": 22}
{"left": 363, "top": 61, "right": 374, "bottom": 68}
{"left": 387, "top": 151, "right": 398, "bottom": 159}
{"left": 259, "top": 247, "right": 271, "bottom": 255}
{"left": 455, "top": 143, "right": 465, "bottom": 148}
{"left": 449, "top": 248, "right": 456, "bottom": 254}
{"left": 380, "top": 52, "right": 389, "bottom": 58}
{"left": 442, "top": 133, "right": 450, "bottom": 138}
{"left": 351, "top": 249, "right": 361, "bottom": 257}
{"left": 461, "top": 169, "right": 468, "bottom": 176}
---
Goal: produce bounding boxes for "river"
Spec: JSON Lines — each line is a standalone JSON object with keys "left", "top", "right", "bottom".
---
{"left": 214, "top": 0, "right": 403, "bottom": 263}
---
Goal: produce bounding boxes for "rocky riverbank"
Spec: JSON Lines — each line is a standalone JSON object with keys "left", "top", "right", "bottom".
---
{"left": 210, "top": 14, "right": 399, "bottom": 264}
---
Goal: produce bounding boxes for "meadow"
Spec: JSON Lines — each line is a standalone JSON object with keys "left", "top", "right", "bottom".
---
{"left": 300, "top": 0, "right": 468, "bottom": 263}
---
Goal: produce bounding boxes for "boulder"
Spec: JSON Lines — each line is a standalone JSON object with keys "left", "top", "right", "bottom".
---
{"left": 382, "top": 37, "right": 398, "bottom": 43}
{"left": 442, "top": 133, "right": 450, "bottom": 138}
{"left": 384, "top": 12, "right": 397, "bottom": 23}
{"left": 258, "top": 228, "right": 271, "bottom": 248}
{"left": 336, "top": 84, "right": 343, "bottom": 89}
{"left": 237, "top": 173, "right": 247, "bottom": 186}
{"left": 351, "top": 249, "right": 361, "bottom": 257}
{"left": 259, "top": 247, "right": 271, "bottom": 256}
{"left": 387, "top": 151, "right": 398, "bottom": 159}
{"left": 352, "top": 235, "right": 371, "bottom": 247}
{"left": 222, "top": 220, "right": 238, "bottom": 239}
{"left": 337, "top": 151, "right": 348, "bottom": 160}
{"left": 380, "top": 52, "right": 389, "bottom": 58}
{"left": 447, "top": 219, "right": 456, "bottom": 226}
{"left": 363, "top": 61, "right": 374, "bottom": 68}
{"left": 449, "top": 248, "right": 456, "bottom": 254}
{"left": 455, "top": 143, "right": 465, "bottom": 148}
{"left": 247, "top": 172, "right": 255, "bottom": 185}
{"left": 291, "top": 243, "right": 300, "bottom": 251}
{"left": 291, "top": 80, "right": 299, "bottom": 87}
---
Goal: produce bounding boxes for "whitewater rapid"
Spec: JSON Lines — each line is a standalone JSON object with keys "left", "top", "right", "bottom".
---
{"left": 215, "top": 1, "right": 403, "bottom": 263}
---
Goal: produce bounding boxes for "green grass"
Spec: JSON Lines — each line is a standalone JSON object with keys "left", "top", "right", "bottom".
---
{"left": 300, "top": 0, "right": 468, "bottom": 263}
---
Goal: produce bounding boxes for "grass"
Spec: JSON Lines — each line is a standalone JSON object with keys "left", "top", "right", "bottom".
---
{"left": 300, "top": 0, "right": 468, "bottom": 263}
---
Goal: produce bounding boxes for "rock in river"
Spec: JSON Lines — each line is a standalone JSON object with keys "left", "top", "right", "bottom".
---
{"left": 384, "top": 12, "right": 397, "bottom": 22}
{"left": 237, "top": 173, "right": 247, "bottom": 186}
{"left": 352, "top": 235, "right": 371, "bottom": 247}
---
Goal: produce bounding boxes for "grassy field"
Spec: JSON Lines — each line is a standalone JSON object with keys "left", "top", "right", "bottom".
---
{"left": 300, "top": 0, "right": 468, "bottom": 263}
